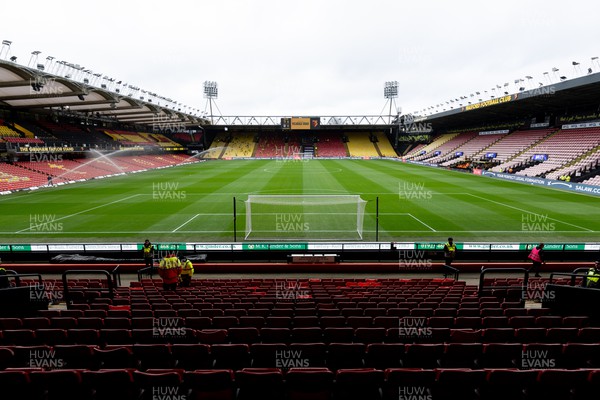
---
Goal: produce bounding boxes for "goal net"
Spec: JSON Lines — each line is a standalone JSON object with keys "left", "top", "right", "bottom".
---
{"left": 244, "top": 195, "right": 368, "bottom": 241}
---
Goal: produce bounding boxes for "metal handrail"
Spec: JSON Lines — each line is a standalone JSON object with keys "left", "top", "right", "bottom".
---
{"left": 137, "top": 266, "right": 154, "bottom": 282}
{"left": 479, "top": 267, "right": 530, "bottom": 296}
{"left": 442, "top": 264, "right": 460, "bottom": 280}
{"left": 3, "top": 272, "right": 44, "bottom": 287}
{"left": 111, "top": 265, "right": 122, "bottom": 287}
{"left": 549, "top": 269, "right": 591, "bottom": 286}
{"left": 62, "top": 270, "right": 115, "bottom": 307}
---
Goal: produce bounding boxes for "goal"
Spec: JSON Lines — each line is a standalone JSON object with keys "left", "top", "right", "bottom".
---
{"left": 244, "top": 195, "right": 368, "bottom": 241}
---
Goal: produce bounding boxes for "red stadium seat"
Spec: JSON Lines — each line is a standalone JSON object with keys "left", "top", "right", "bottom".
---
{"left": 285, "top": 368, "right": 334, "bottom": 400}
{"left": 326, "top": 343, "right": 365, "bottom": 371}
{"left": 211, "top": 344, "right": 251, "bottom": 370}
{"left": 184, "top": 369, "right": 235, "bottom": 400}
{"left": 334, "top": 368, "right": 384, "bottom": 400}
{"left": 82, "top": 369, "right": 136, "bottom": 400}
{"left": 365, "top": 343, "right": 404, "bottom": 369}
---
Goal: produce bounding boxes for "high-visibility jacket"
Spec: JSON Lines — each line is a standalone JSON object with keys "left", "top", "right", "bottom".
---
{"left": 444, "top": 243, "right": 456, "bottom": 258}
{"left": 528, "top": 247, "right": 542, "bottom": 262}
{"left": 181, "top": 260, "right": 194, "bottom": 277}
{"left": 158, "top": 256, "right": 181, "bottom": 284}
{"left": 586, "top": 268, "right": 600, "bottom": 287}
{"left": 143, "top": 243, "right": 154, "bottom": 258}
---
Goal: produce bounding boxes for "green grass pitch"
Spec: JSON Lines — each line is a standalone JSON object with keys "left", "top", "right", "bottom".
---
{"left": 0, "top": 159, "right": 598, "bottom": 243}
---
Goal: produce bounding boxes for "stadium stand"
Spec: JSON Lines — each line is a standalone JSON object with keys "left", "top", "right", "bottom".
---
{"left": 0, "top": 154, "right": 198, "bottom": 191}
{"left": 172, "top": 132, "right": 202, "bottom": 144}
{"left": 440, "top": 132, "right": 507, "bottom": 166}
{"left": 149, "top": 133, "right": 182, "bottom": 148}
{"left": 0, "top": 122, "right": 21, "bottom": 138}
{"left": 477, "top": 128, "right": 556, "bottom": 167}
{"left": 497, "top": 127, "right": 600, "bottom": 177}
{"left": 315, "top": 133, "right": 347, "bottom": 157}
{"left": 411, "top": 132, "right": 478, "bottom": 163}
{"left": 374, "top": 132, "right": 397, "bottom": 157}
{"left": 1, "top": 275, "right": 599, "bottom": 399}
{"left": 221, "top": 132, "right": 256, "bottom": 158}
{"left": 254, "top": 133, "right": 286, "bottom": 158}
{"left": 493, "top": 129, "right": 600, "bottom": 176}
{"left": 404, "top": 133, "right": 459, "bottom": 159}
{"left": 0, "top": 163, "right": 47, "bottom": 191}
{"left": 346, "top": 132, "right": 380, "bottom": 157}
{"left": 104, "top": 130, "right": 157, "bottom": 147}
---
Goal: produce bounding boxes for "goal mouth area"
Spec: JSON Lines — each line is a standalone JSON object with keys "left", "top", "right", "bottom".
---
{"left": 243, "top": 194, "right": 368, "bottom": 241}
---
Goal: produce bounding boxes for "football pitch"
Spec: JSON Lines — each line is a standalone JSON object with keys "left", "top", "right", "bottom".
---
{"left": 0, "top": 159, "right": 599, "bottom": 244}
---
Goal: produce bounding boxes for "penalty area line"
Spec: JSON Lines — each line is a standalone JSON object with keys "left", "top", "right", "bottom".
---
{"left": 407, "top": 213, "right": 437, "bottom": 232}
{"left": 172, "top": 214, "right": 201, "bottom": 233}
{"left": 15, "top": 194, "right": 143, "bottom": 234}
{"left": 465, "top": 193, "right": 594, "bottom": 232}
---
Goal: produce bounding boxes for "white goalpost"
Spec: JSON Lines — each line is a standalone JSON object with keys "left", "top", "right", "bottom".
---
{"left": 244, "top": 194, "right": 368, "bottom": 241}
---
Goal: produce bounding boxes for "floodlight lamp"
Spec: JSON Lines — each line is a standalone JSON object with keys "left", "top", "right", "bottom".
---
{"left": 37, "top": 64, "right": 44, "bottom": 70}
{"left": 203, "top": 81, "right": 218, "bottom": 99}
{"left": 384, "top": 81, "right": 398, "bottom": 99}
{"left": 9, "top": 56, "right": 17, "bottom": 62}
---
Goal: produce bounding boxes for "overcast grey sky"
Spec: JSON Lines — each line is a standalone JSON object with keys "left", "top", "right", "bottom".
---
{"left": 2, "top": 0, "right": 599, "bottom": 118}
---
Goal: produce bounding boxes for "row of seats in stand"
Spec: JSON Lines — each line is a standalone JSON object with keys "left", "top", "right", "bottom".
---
{"left": 52, "top": 306, "right": 548, "bottom": 319}
{"left": 2, "top": 342, "right": 600, "bottom": 371}
{"left": 71, "top": 293, "right": 520, "bottom": 308}
{"left": 2, "top": 314, "right": 591, "bottom": 330}
{"left": 2, "top": 326, "right": 600, "bottom": 346}
{"left": 78, "top": 297, "right": 509, "bottom": 308}
{"left": 0, "top": 367, "right": 599, "bottom": 400}
{"left": 2, "top": 277, "right": 596, "bottom": 399}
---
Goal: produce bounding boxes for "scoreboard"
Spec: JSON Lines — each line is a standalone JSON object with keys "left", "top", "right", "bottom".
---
{"left": 281, "top": 117, "right": 321, "bottom": 130}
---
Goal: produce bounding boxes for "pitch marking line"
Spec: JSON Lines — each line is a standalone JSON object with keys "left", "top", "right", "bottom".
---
{"left": 465, "top": 193, "right": 594, "bottom": 232}
{"left": 172, "top": 214, "right": 201, "bottom": 233}
{"left": 15, "top": 194, "right": 143, "bottom": 233}
{"left": 6, "top": 230, "right": 598, "bottom": 235}
{"left": 407, "top": 213, "right": 436, "bottom": 232}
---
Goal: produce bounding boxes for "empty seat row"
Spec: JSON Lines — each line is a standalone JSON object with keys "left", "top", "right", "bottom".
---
{"left": 2, "top": 367, "right": 599, "bottom": 400}
{"left": 3, "top": 326, "right": 600, "bottom": 346}
{"left": 4, "top": 314, "right": 587, "bottom": 331}
{"left": 2, "top": 343, "right": 600, "bottom": 372}
{"left": 45, "top": 305, "right": 538, "bottom": 318}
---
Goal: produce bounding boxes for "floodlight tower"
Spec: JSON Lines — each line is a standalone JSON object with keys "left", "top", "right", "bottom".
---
{"left": 203, "top": 81, "right": 219, "bottom": 124}
{"left": 383, "top": 81, "right": 399, "bottom": 124}
{"left": 0, "top": 40, "right": 12, "bottom": 60}
{"left": 28, "top": 51, "right": 41, "bottom": 68}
